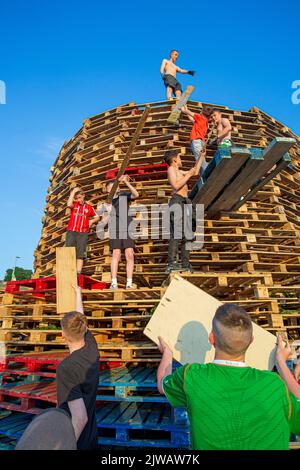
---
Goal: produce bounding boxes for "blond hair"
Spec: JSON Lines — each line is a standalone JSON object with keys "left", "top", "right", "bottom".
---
{"left": 61, "top": 311, "right": 87, "bottom": 341}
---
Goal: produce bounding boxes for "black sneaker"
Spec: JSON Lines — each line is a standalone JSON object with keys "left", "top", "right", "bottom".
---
{"left": 180, "top": 263, "right": 194, "bottom": 273}
{"left": 165, "top": 263, "right": 181, "bottom": 273}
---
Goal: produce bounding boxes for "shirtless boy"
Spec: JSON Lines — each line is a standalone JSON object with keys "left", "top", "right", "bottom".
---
{"left": 164, "top": 150, "right": 202, "bottom": 273}
{"left": 160, "top": 50, "right": 195, "bottom": 100}
{"left": 211, "top": 110, "right": 232, "bottom": 148}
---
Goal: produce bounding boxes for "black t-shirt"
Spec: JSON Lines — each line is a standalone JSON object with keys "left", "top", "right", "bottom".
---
{"left": 56, "top": 330, "right": 99, "bottom": 450}
{"left": 111, "top": 192, "right": 133, "bottom": 236}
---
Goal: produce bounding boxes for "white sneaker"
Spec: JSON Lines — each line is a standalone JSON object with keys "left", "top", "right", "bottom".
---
{"left": 126, "top": 281, "right": 133, "bottom": 289}
{"left": 110, "top": 281, "right": 118, "bottom": 289}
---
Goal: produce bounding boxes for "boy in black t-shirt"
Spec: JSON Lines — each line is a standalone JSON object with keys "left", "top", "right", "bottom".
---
{"left": 56, "top": 286, "right": 99, "bottom": 450}
{"left": 105, "top": 175, "right": 139, "bottom": 289}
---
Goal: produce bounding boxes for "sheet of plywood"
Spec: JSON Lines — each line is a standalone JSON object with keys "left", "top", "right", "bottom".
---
{"left": 56, "top": 247, "right": 78, "bottom": 314}
{"left": 144, "top": 275, "right": 276, "bottom": 370}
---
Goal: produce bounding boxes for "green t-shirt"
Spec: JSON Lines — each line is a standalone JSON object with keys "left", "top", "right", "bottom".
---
{"left": 163, "top": 363, "right": 300, "bottom": 450}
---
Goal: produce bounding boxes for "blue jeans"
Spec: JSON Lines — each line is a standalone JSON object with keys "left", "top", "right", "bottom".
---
{"left": 191, "top": 139, "right": 208, "bottom": 177}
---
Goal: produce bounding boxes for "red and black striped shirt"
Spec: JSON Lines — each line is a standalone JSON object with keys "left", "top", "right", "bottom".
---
{"left": 67, "top": 202, "right": 97, "bottom": 233}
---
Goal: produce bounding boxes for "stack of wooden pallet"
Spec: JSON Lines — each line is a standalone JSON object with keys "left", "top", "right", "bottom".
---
{"left": 1, "top": 99, "right": 300, "bottom": 449}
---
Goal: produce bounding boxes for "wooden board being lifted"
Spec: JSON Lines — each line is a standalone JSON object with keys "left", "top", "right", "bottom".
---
{"left": 167, "top": 85, "right": 194, "bottom": 124}
{"left": 56, "top": 247, "right": 78, "bottom": 314}
{"left": 144, "top": 275, "right": 276, "bottom": 370}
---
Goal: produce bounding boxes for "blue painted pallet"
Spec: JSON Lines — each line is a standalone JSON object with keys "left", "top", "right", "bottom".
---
{"left": 98, "top": 366, "right": 166, "bottom": 402}
{"left": 0, "top": 412, "right": 32, "bottom": 439}
{"left": 0, "top": 436, "right": 16, "bottom": 450}
{"left": 96, "top": 402, "right": 190, "bottom": 449}
{"left": 98, "top": 365, "right": 182, "bottom": 403}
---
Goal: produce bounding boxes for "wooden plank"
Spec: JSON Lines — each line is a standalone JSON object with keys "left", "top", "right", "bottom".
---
{"left": 56, "top": 247, "right": 78, "bottom": 314}
{"left": 231, "top": 154, "right": 291, "bottom": 211}
{"left": 107, "top": 106, "right": 151, "bottom": 203}
{"left": 192, "top": 147, "right": 251, "bottom": 206}
{"left": 208, "top": 150, "right": 265, "bottom": 214}
{"left": 144, "top": 274, "right": 277, "bottom": 370}
{"left": 167, "top": 86, "right": 194, "bottom": 124}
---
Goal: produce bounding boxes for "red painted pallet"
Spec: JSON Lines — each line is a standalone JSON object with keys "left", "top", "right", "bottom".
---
{"left": 106, "top": 163, "right": 168, "bottom": 181}
{"left": 5, "top": 274, "right": 108, "bottom": 297}
{"left": 0, "top": 352, "right": 122, "bottom": 375}
{"left": 0, "top": 380, "right": 57, "bottom": 414}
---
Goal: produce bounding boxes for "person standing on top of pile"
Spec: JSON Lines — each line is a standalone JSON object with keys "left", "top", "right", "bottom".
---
{"left": 66, "top": 187, "right": 100, "bottom": 275}
{"left": 160, "top": 50, "right": 195, "bottom": 100}
{"left": 105, "top": 175, "right": 139, "bottom": 290}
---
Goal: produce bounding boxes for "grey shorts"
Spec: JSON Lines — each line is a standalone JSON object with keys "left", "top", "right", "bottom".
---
{"left": 163, "top": 74, "right": 182, "bottom": 93}
{"left": 65, "top": 230, "right": 88, "bottom": 259}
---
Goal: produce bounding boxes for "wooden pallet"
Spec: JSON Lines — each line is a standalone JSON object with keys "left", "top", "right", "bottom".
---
{"left": 0, "top": 379, "right": 57, "bottom": 414}
{"left": 97, "top": 402, "right": 190, "bottom": 448}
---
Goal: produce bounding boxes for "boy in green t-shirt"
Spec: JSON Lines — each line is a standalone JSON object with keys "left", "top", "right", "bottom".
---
{"left": 157, "top": 304, "right": 300, "bottom": 450}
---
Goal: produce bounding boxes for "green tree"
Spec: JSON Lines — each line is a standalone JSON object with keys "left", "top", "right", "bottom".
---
{"left": 4, "top": 267, "right": 33, "bottom": 282}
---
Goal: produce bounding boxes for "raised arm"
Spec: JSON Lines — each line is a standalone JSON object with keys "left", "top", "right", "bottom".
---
{"left": 120, "top": 175, "right": 139, "bottom": 199}
{"left": 157, "top": 337, "right": 173, "bottom": 394}
{"left": 72, "top": 285, "right": 84, "bottom": 314}
{"left": 181, "top": 104, "right": 195, "bottom": 123}
{"left": 67, "top": 187, "right": 80, "bottom": 208}
{"left": 275, "top": 335, "right": 300, "bottom": 399}
{"left": 167, "top": 166, "right": 196, "bottom": 191}
{"left": 160, "top": 59, "right": 167, "bottom": 77}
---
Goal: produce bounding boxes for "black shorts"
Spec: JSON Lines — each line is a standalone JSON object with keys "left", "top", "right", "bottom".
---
{"left": 163, "top": 74, "right": 182, "bottom": 93}
{"left": 65, "top": 230, "right": 88, "bottom": 259}
{"left": 109, "top": 235, "right": 135, "bottom": 252}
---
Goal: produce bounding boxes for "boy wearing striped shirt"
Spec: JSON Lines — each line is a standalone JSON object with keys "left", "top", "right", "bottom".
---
{"left": 66, "top": 187, "right": 99, "bottom": 274}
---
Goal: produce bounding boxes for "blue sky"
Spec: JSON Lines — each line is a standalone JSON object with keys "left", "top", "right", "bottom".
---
{"left": 0, "top": 0, "right": 299, "bottom": 279}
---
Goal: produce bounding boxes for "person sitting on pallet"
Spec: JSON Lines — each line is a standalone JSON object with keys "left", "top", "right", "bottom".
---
{"left": 66, "top": 187, "right": 100, "bottom": 274}
{"left": 105, "top": 175, "right": 139, "bottom": 289}
{"left": 56, "top": 285, "right": 99, "bottom": 450}
{"left": 157, "top": 303, "right": 300, "bottom": 450}
{"left": 211, "top": 109, "right": 232, "bottom": 148}
{"left": 181, "top": 104, "right": 213, "bottom": 177}
{"left": 160, "top": 50, "right": 195, "bottom": 100}
{"left": 164, "top": 149, "right": 202, "bottom": 273}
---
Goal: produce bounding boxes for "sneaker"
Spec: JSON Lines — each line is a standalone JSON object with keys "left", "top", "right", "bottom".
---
{"left": 180, "top": 263, "right": 194, "bottom": 273}
{"left": 126, "top": 281, "right": 133, "bottom": 289}
{"left": 110, "top": 281, "right": 118, "bottom": 289}
{"left": 165, "top": 263, "right": 181, "bottom": 274}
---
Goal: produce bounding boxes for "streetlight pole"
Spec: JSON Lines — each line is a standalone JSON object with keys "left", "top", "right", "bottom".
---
{"left": 12, "top": 256, "right": 20, "bottom": 281}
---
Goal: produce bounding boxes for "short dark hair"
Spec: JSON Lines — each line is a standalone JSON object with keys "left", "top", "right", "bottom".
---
{"left": 170, "top": 49, "right": 179, "bottom": 55}
{"left": 164, "top": 150, "right": 178, "bottom": 166}
{"left": 211, "top": 108, "right": 222, "bottom": 115}
{"left": 61, "top": 311, "right": 87, "bottom": 341}
{"left": 212, "top": 304, "right": 253, "bottom": 355}
{"left": 202, "top": 107, "right": 213, "bottom": 117}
